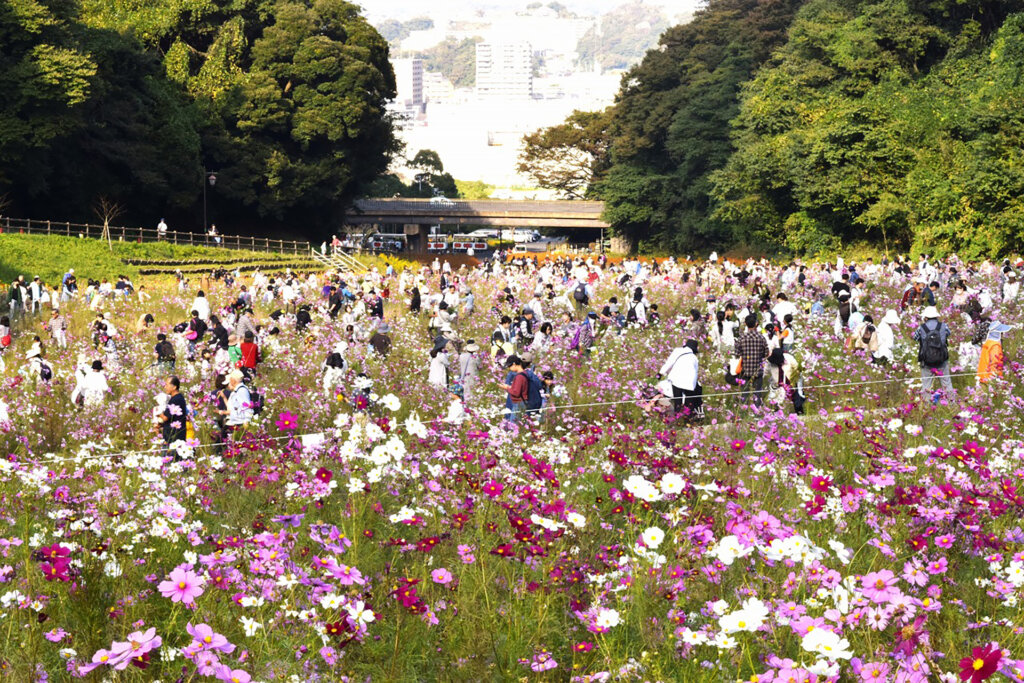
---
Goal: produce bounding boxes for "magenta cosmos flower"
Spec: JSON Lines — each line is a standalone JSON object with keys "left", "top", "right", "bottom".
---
{"left": 158, "top": 567, "right": 205, "bottom": 605}
{"left": 275, "top": 411, "right": 298, "bottom": 431}
{"left": 861, "top": 569, "right": 899, "bottom": 603}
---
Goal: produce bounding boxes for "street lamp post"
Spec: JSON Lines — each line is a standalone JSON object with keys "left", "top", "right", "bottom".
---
{"left": 202, "top": 168, "right": 218, "bottom": 234}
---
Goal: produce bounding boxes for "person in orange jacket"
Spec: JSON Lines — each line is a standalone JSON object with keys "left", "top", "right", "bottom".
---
{"left": 977, "top": 322, "right": 1011, "bottom": 384}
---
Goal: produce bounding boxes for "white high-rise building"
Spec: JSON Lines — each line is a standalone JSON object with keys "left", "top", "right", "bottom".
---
{"left": 391, "top": 58, "right": 424, "bottom": 111}
{"left": 475, "top": 42, "right": 533, "bottom": 100}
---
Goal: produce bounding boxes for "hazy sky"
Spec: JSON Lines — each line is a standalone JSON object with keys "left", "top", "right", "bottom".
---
{"left": 360, "top": 0, "right": 704, "bottom": 23}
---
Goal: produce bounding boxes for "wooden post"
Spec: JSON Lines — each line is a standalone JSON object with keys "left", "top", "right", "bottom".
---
{"left": 47, "top": 220, "right": 51, "bottom": 235}
{"left": 66, "top": 222, "right": 70, "bottom": 236}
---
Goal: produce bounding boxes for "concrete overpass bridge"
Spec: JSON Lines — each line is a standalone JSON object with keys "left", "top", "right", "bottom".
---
{"left": 344, "top": 198, "right": 609, "bottom": 232}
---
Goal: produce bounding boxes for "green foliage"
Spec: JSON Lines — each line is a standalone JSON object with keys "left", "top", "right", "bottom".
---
{"left": 597, "top": 0, "right": 807, "bottom": 252}
{"left": 518, "top": 109, "right": 613, "bottom": 199}
{"left": 454, "top": 179, "right": 495, "bottom": 199}
{"left": 416, "top": 36, "right": 482, "bottom": 89}
{"left": 576, "top": 1, "right": 671, "bottom": 71}
{"left": 712, "top": 0, "right": 1024, "bottom": 257}
{"left": 0, "top": 0, "right": 398, "bottom": 237}
{"left": 377, "top": 16, "right": 433, "bottom": 45}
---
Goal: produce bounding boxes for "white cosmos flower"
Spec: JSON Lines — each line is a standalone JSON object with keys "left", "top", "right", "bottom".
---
{"left": 641, "top": 526, "right": 665, "bottom": 549}
{"left": 708, "top": 535, "right": 752, "bottom": 566}
{"left": 566, "top": 513, "right": 586, "bottom": 528}
{"left": 801, "top": 629, "right": 853, "bottom": 660}
{"left": 239, "top": 616, "right": 262, "bottom": 636}
{"left": 594, "top": 608, "right": 620, "bottom": 629}
{"left": 659, "top": 473, "right": 685, "bottom": 495}
{"left": 345, "top": 600, "right": 375, "bottom": 625}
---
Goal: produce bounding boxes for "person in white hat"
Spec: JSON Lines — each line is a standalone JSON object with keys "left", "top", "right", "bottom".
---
{"left": 873, "top": 310, "right": 901, "bottom": 364}
{"left": 913, "top": 306, "right": 953, "bottom": 402}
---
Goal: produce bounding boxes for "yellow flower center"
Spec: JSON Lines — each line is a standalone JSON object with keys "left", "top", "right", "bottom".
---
{"left": 178, "top": 581, "right": 186, "bottom": 589}
{"left": 738, "top": 621, "right": 746, "bottom": 628}
{"left": 974, "top": 659, "right": 985, "bottom": 671}
{"left": 204, "top": 636, "right": 212, "bottom": 644}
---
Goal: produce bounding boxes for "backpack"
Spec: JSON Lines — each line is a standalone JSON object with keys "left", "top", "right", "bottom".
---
{"left": 626, "top": 303, "right": 639, "bottom": 323}
{"left": 39, "top": 363, "right": 53, "bottom": 381}
{"left": 525, "top": 371, "right": 543, "bottom": 411}
{"left": 861, "top": 324, "right": 875, "bottom": 345}
{"left": 573, "top": 283, "right": 588, "bottom": 304}
{"left": 248, "top": 386, "right": 265, "bottom": 415}
{"left": 918, "top": 321, "right": 948, "bottom": 368}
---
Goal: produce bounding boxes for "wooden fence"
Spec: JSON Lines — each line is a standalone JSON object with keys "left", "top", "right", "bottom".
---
{"left": 0, "top": 216, "right": 312, "bottom": 255}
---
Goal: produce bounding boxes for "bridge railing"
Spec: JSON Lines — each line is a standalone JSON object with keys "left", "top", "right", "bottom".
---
{"left": 352, "top": 199, "right": 606, "bottom": 215}
{"left": 0, "top": 216, "right": 312, "bottom": 255}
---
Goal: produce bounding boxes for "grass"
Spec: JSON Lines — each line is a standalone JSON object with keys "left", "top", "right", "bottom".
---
{"left": 0, "top": 234, "right": 320, "bottom": 285}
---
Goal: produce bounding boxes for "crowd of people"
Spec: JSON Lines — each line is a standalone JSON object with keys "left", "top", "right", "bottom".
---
{"left": 0, "top": 248, "right": 1019, "bottom": 454}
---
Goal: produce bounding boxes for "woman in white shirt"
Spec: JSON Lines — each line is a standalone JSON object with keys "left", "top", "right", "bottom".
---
{"left": 190, "top": 291, "right": 211, "bottom": 322}
{"left": 72, "top": 361, "right": 110, "bottom": 407}
{"left": 428, "top": 342, "right": 450, "bottom": 388}
{"left": 658, "top": 340, "right": 700, "bottom": 416}
{"left": 873, "top": 310, "right": 900, "bottom": 364}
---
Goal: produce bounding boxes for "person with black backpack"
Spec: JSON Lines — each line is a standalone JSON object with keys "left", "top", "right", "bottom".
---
{"left": 570, "top": 279, "right": 590, "bottom": 314}
{"left": 913, "top": 306, "right": 953, "bottom": 402}
{"left": 520, "top": 353, "right": 544, "bottom": 419}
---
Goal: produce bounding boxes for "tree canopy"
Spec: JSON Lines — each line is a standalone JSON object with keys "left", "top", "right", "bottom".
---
{"left": 0, "top": 0, "right": 397, "bottom": 236}
{"left": 578, "top": 0, "right": 1024, "bottom": 256}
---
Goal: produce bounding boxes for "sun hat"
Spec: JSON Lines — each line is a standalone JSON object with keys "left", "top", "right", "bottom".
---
{"left": 465, "top": 341, "right": 480, "bottom": 353}
{"left": 377, "top": 323, "right": 390, "bottom": 334}
{"left": 922, "top": 306, "right": 940, "bottom": 319}
{"left": 882, "top": 310, "right": 900, "bottom": 325}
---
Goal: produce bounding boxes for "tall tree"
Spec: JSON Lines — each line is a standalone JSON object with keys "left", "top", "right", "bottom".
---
{"left": 518, "top": 109, "right": 612, "bottom": 199}
{"left": 711, "top": 0, "right": 1024, "bottom": 257}
{"left": 597, "top": 0, "right": 807, "bottom": 253}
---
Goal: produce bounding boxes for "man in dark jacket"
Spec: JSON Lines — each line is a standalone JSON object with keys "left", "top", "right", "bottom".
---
{"left": 369, "top": 323, "right": 392, "bottom": 357}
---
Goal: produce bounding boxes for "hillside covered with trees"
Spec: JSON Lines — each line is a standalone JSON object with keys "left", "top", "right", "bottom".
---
{"left": 524, "top": 0, "right": 1024, "bottom": 257}
{"left": 0, "top": 0, "right": 397, "bottom": 235}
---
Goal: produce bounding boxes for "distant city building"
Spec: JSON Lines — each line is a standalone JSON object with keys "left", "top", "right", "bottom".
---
{"left": 391, "top": 58, "right": 424, "bottom": 114}
{"left": 423, "top": 71, "right": 455, "bottom": 104}
{"left": 475, "top": 42, "right": 533, "bottom": 100}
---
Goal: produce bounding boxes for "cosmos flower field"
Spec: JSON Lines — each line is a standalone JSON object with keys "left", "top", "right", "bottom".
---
{"left": 0, "top": 260, "right": 1022, "bottom": 682}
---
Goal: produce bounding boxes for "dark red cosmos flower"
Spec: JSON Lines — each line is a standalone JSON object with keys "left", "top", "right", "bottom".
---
{"left": 490, "top": 544, "right": 515, "bottom": 557}
{"left": 573, "top": 642, "right": 594, "bottom": 652}
{"left": 39, "top": 544, "right": 70, "bottom": 561}
{"left": 315, "top": 468, "right": 333, "bottom": 484}
{"left": 893, "top": 616, "right": 927, "bottom": 657}
{"left": 959, "top": 643, "right": 1001, "bottom": 683}
{"left": 415, "top": 536, "right": 440, "bottom": 552}
{"left": 907, "top": 535, "right": 928, "bottom": 553}
{"left": 325, "top": 621, "right": 351, "bottom": 637}
{"left": 130, "top": 652, "right": 151, "bottom": 669}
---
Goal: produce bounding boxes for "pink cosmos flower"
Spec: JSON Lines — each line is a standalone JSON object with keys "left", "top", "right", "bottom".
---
{"left": 859, "top": 661, "right": 890, "bottom": 682}
{"left": 215, "top": 664, "right": 252, "bottom": 683}
{"left": 861, "top": 569, "right": 899, "bottom": 603}
{"left": 186, "top": 623, "right": 235, "bottom": 654}
{"left": 109, "top": 627, "right": 162, "bottom": 670}
{"left": 431, "top": 568, "right": 453, "bottom": 585}
{"left": 158, "top": 567, "right": 205, "bottom": 605}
